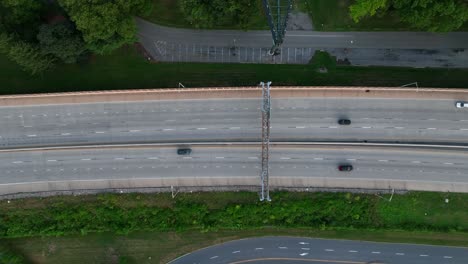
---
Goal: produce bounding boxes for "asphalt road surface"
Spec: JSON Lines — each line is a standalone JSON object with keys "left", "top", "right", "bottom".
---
{"left": 169, "top": 236, "right": 468, "bottom": 264}
{"left": 1, "top": 98, "right": 467, "bottom": 149}
{"left": 137, "top": 18, "right": 468, "bottom": 67}
{"left": 1, "top": 146, "right": 467, "bottom": 188}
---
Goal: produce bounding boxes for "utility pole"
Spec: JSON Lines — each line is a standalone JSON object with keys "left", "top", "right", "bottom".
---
{"left": 260, "top": 81, "right": 272, "bottom": 201}
{"left": 262, "top": 0, "right": 293, "bottom": 55}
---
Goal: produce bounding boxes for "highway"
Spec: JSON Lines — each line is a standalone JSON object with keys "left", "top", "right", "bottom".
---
{"left": 1, "top": 145, "right": 467, "bottom": 195}
{"left": 1, "top": 98, "right": 468, "bottom": 149}
{"left": 169, "top": 236, "right": 468, "bottom": 264}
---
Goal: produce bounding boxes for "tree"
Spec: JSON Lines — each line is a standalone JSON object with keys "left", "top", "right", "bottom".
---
{"left": 58, "top": 0, "right": 152, "bottom": 54}
{"left": 179, "top": 0, "right": 259, "bottom": 29}
{"left": 7, "top": 41, "right": 55, "bottom": 75}
{"left": 349, "top": 0, "right": 389, "bottom": 23}
{"left": 349, "top": 0, "right": 468, "bottom": 32}
{"left": 0, "top": 0, "right": 43, "bottom": 40}
{"left": 37, "top": 22, "right": 87, "bottom": 63}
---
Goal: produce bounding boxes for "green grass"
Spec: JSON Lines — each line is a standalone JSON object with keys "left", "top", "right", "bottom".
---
{"left": 298, "top": 0, "right": 468, "bottom": 31}
{"left": 1, "top": 191, "right": 468, "bottom": 263}
{"left": 1, "top": 46, "right": 468, "bottom": 95}
{"left": 142, "top": 0, "right": 268, "bottom": 29}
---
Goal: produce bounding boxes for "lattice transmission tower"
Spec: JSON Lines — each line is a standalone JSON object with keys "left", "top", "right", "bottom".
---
{"left": 262, "top": 0, "right": 293, "bottom": 55}
{"left": 260, "top": 81, "right": 272, "bottom": 201}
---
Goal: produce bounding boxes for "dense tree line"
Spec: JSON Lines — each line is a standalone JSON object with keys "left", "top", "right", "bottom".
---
{"left": 179, "top": 0, "right": 261, "bottom": 29}
{"left": 350, "top": 0, "right": 468, "bottom": 32}
{"left": 0, "top": 0, "right": 151, "bottom": 75}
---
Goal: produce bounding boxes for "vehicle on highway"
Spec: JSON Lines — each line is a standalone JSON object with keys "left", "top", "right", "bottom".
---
{"left": 338, "top": 165, "right": 353, "bottom": 171}
{"left": 456, "top": 101, "right": 467, "bottom": 108}
{"left": 177, "top": 148, "right": 192, "bottom": 155}
{"left": 338, "top": 119, "right": 351, "bottom": 125}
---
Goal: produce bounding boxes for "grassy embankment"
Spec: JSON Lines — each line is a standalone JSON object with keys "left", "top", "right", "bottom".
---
{"left": 1, "top": 191, "right": 467, "bottom": 263}
{"left": 1, "top": 46, "right": 468, "bottom": 95}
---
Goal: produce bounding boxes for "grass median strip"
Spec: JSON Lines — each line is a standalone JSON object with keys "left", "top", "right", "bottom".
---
{"left": 0, "top": 191, "right": 467, "bottom": 263}
{"left": 1, "top": 46, "right": 467, "bottom": 95}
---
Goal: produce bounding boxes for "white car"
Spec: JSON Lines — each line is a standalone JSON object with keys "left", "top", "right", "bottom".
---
{"left": 456, "top": 101, "right": 467, "bottom": 108}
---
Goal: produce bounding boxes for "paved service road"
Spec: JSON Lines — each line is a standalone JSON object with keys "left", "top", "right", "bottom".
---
{"left": 1, "top": 98, "right": 468, "bottom": 149}
{"left": 137, "top": 18, "right": 468, "bottom": 67}
{"left": 1, "top": 145, "right": 467, "bottom": 194}
{"left": 169, "top": 236, "right": 468, "bottom": 264}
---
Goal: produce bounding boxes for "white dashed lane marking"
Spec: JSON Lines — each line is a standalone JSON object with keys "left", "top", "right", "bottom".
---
{"left": 396, "top": 253, "right": 405, "bottom": 256}
{"left": 278, "top": 247, "right": 288, "bottom": 249}
{"left": 371, "top": 252, "right": 380, "bottom": 254}
{"left": 232, "top": 251, "right": 240, "bottom": 254}
{"left": 325, "top": 249, "right": 334, "bottom": 252}
{"left": 255, "top": 248, "right": 263, "bottom": 250}
{"left": 300, "top": 253, "right": 309, "bottom": 256}
{"left": 420, "top": 254, "right": 429, "bottom": 257}
{"left": 444, "top": 256, "right": 453, "bottom": 259}
{"left": 348, "top": 250, "right": 358, "bottom": 253}
{"left": 209, "top": 256, "right": 218, "bottom": 259}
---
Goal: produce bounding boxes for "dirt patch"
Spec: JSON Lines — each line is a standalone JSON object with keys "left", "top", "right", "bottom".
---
{"left": 287, "top": 11, "right": 314, "bottom": 30}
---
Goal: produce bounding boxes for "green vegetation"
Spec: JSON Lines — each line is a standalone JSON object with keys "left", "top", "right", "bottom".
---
{"left": 1, "top": 191, "right": 467, "bottom": 237}
{"left": 0, "top": 243, "right": 25, "bottom": 264}
{"left": 0, "top": 191, "right": 467, "bottom": 263}
{"left": 299, "top": 0, "right": 468, "bottom": 31}
{"left": 0, "top": 0, "right": 151, "bottom": 74}
{"left": 1, "top": 46, "right": 468, "bottom": 95}
{"left": 57, "top": 0, "right": 152, "bottom": 54}
{"left": 350, "top": 0, "right": 468, "bottom": 32}
{"left": 144, "top": 0, "right": 268, "bottom": 29}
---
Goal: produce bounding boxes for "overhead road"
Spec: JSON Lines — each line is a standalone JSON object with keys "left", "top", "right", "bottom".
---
{"left": 1, "top": 97, "right": 468, "bottom": 149}
{"left": 1, "top": 144, "right": 467, "bottom": 196}
{"left": 169, "top": 236, "right": 468, "bottom": 264}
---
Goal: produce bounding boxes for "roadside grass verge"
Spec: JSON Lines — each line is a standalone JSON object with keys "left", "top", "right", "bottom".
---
{"left": 1, "top": 46, "right": 467, "bottom": 95}
{"left": 0, "top": 191, "right": 467, "bottom": 263}
{"left": 298, "top": 0, "right": 468, "bottom": 31}
{"left": 142, "top": 0, "right": 268, "bottom": 29}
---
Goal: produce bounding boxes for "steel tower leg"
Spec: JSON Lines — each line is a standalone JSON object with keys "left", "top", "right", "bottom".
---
{"left": 262, "top": 0, "right": 293, "bottom": 55}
